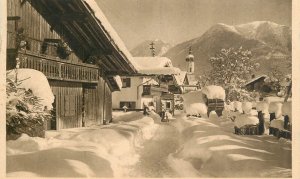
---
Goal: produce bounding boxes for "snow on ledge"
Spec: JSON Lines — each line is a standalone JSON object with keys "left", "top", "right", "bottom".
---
{"left": 138, "top": 67, "right": 181, "bottom": 75}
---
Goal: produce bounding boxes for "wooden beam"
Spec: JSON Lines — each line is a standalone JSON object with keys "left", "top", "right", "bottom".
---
{"left": 7, "top": 16, "right": 21, "bottom": 21}
{"left": 41, "top": 13, "right": 88, "bottom": 22}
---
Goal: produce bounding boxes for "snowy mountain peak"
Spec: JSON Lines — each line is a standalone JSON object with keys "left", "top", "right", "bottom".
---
{"left": 210, "top": 23, "right": 240, "bottom": 34}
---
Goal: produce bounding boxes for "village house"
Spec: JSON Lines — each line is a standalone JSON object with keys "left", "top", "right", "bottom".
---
{"left": 6, "top": 0, "right": 138, "bottom": 130}
{"left": 112, "top": 57, "right": 181, "bottom": 115}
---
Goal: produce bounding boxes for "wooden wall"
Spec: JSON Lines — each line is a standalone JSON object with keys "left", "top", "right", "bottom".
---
{"left": 7, "top": 0, "right": 114, "bottom": 130}
{"left": 7, "top": 0, "right": 84, "bottom": 63}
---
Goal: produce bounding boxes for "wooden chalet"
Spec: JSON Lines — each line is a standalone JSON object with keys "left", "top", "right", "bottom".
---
{"left": 6, "top": 0, "right": 137, "bottom": 130}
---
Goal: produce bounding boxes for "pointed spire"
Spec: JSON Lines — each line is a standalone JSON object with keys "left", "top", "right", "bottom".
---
{"left": 189, "top": 46, "right": 192, "bottom": 55}
{"left": 150, "top": 41, "right": 155, "bottom": 57}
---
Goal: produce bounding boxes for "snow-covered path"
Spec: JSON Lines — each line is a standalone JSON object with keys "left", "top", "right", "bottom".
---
{"left": 6, "top": 111, "right": 292, "bottom": 177}
{"left": 129, "top": 119, "right": 181, "bottom": 177}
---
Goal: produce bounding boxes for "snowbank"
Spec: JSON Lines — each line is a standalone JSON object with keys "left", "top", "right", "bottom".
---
{"left": 201, "top": 85, "right": 226, "bottom": 100}
{"left": 242, "top": 102, "right": 252, "bottom": 114}
{"left": 234, "top": 114, "right": 259, "bottom": 128}
{"left": 7, "top": 69, "right": 54, "bottom": 109}
{"left": 7, "top": 113, "right": 159, "bottom": 177}
{"left": 270, "top": 117, "right": 285, "bottom": 130}
{"left": 185, "top": 103, "right": 208, "bottom": 116}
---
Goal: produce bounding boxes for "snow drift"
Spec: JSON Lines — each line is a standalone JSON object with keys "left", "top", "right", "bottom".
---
{"left": 7, "top": 112, "right": 159, "bottom": 177}
{"left": 167, "top": 113, "right": 291, "bottom": 178}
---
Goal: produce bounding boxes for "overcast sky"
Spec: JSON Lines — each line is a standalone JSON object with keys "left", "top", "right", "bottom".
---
{"left": 96, "top": 0, "right": 291, "bottom": 50}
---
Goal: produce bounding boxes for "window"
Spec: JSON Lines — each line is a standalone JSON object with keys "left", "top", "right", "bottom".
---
{"left": 166, "top": 101, "right": 171, "bottom": 109}
{"left": 122, "top": 78, "right": 131, "bottom": 88}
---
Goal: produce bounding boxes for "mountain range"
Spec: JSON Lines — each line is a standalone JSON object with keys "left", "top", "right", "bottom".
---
{"left": 131, "top": 21, "right": 291, "bottom": 77}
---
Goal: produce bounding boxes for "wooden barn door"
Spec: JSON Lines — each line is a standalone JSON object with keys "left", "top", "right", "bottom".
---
{"left": 83, "top": 85, "right": 99, "bottom": 127}
{"left": 49, "top": 81, "right": 82, "bottom": 129}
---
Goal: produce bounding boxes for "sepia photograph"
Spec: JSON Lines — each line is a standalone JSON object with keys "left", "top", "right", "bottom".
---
{"left": 0, "top": 0, "right": 298, "bottom": 178}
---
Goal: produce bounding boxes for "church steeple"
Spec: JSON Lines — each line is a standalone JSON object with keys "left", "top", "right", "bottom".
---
{"left": 186, "top": 46, "right": 194, "bottom": 74}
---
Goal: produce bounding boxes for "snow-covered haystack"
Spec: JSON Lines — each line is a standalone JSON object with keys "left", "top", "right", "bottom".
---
{"left": 268, "top": 102, "right": 282, "bottom": 118}
{"left": 233, "top": 101, "right": 242, "bottom": 113}
{"left": 234, "top": 114, "right": 259, "bottom": 128}
{"left": 185, "top": 103, "right": 208, "bottom": 116}
{"left": 7, "top": 69, "right": 54, "bottom": 109}
{"left": 256, "top": 101, "right": 269, "bottom": 113}
{"left": 242, "top": 102, "right": 252, "bottom": 114}
{"left": 201, "top": 85, "right": 225, "bottom": 100}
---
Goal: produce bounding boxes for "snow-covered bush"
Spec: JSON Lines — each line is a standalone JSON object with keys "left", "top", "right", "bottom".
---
{"left": 206, "top": 47, "right": 259, "bottom": 101}
{"left": 6, "top": 70, "right": 53, "bottom": 140}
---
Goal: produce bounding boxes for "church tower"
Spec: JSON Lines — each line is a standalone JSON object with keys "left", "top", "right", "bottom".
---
{"left": 186, "top": 47, "right": 194, "bottom": 74}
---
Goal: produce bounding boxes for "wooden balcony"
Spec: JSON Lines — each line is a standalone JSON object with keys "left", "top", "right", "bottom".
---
{"left": 18, "top": 51, "right": 99, "bottom": 83}
{"left": 142, "top": 85, "right": 168, "bottom": 96}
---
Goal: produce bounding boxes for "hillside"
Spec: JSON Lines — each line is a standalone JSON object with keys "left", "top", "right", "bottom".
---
{"left": 131, "top": 39, "right": 172, "bottom": 57}
{"left": 163, "top": 21, "right": 291, "bottom": 76}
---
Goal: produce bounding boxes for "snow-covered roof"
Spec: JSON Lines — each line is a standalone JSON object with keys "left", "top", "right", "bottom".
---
{"left": 244, "top": 75, "right": 268, "bottom": 86}
{"left": 142, "top": 77, "right": 159, "bottom": 85}
{"left": 138, "top": 67, "right": 181, "bottom": 75}
{"left": 174, "top": 71, "right": 187, "bottom": 86}
{"left": 7, "top": 69, "right": 54, "bottom": 109}
{"left": 201, "top": 85, "right": 226, "bottom": 100}
{"left": 132, "top": 57, "right": 180, "bottom": 75}
{"left": 187, "top": 74, "right": 198, "bottom": 85}
{"left": 83, "top": 0, "right": 140, "bottom": 71}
